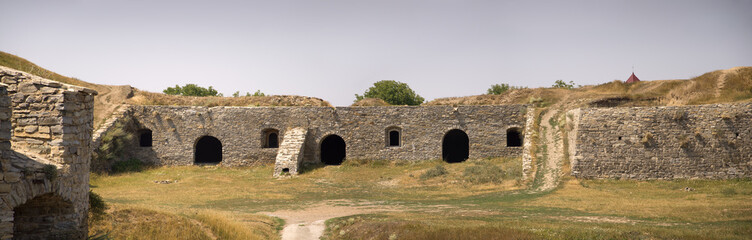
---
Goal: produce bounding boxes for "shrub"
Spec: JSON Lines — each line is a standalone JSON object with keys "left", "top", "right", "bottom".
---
{"left": 232, "top": 90, "right": 265, "bottom": 97}
{"left": 89, "top": 190, "right": 108, "bottom": 220}
{"left": 670, "top": 110, "right": 685, "bottom": 121}
{"left": 420, "top": 165, "right": 448, "bottom": 180}
{"left": 42, "top": 164, "right": 57, "bottom": 181}
{"left": 721, "top": 187, "right": 737, "bottom": 196}
{"left": 641, "top": 132, "right": 653, "bottom": 146}
{"left": 679, "top": 135, "right": 690, "bottom": 149}
{"left": 463, "top": 163, "right": 504, "bottom": 184}
{"left": 111, "top": 158, "right": 146, "bottom": 174}
{"left": 487, "top": 83, "right": 524, "bottom": 95}
{"left": 163, "top": 84, "right": 220, "bottom": 97}
{"left": 552, "top": 79, "right": 576, "bottom": 89}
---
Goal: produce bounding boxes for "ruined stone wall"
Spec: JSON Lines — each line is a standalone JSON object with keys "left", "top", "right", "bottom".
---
{"left": 0, "top": 67, "right": 95, "bottom": 239}
{"left": 572, "top": 103, "right": 752, "bottom": 179}
{"left": 125, "top": 105, "right": 529, "bottom": 166}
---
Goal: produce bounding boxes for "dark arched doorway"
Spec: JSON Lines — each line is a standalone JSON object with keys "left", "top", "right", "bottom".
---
{"left": 14, "top": 193, "right": 79, "bottom": 240}
{"left": 507, "top": 128, "right": 522, "bottom": 147}
{"left": 195, "top": 136, "right": 222, "bottom": 164}
{"left": 262, "top": 128, "right": 280, "bottom": 148}
{"left": 321, "top": 135, "right": 346, "bottom": 165}
{"left": 442, "top": 129, "right": 469, "bottom": 163}
{"left": 138, "top": 129, "right": 152, "bottom": 147}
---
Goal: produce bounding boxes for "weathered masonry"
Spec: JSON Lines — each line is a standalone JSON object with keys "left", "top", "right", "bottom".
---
{"left": 570, "top": 103, "right": 752, "bottom": 179}
{"left": 0, "top": 67, "right": 95, "bottom": 239}
{"left": 115, "top": 105, "right": 531, "bottom": 176}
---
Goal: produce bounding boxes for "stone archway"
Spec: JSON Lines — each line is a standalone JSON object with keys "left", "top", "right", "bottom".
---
{"left": 507, "top": 127, "right": 523, "bottom": 147}
{"left": 13, "top": 193, "right": 79, "bottom": 240}
{"left": 195, "top": 136, "right": 222, "bottom": 164}
{"left": 320, "top": 135, "right": 346, "bottom": 165}
{"left": 138, "top": 129, "right": 153, "bottom": 147}
{"left": 442, "top": 129, "right": 469, "bottom": 163}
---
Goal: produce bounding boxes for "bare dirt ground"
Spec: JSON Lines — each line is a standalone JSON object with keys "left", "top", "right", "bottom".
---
{"left": 261, "top": 200, "right": 402, "bottom": 240}
{"left": 91, "top": 84, "right": 133, "bottom": 127}
{"left": 537, "top": 107, "right": 564, "bottom": 191}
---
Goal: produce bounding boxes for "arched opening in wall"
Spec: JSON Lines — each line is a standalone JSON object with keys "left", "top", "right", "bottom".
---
{"left": 320, "top": 135, "right": 346, "bottom": 165}
{"left": 14, "top": 193, "right": 79, "bottom": 240}
{"left": 507, "top": 127, "right": 523, "bottom": 147}
{"left": 442, "top": 129, "right": 469, "bottom": 163}
{"left": 262, "top": 129, "right": 280, "bottom": 148}
{"left": 385, "top": 126, "right": 401, "bottom": 147}
{"left": 139, "top": 129, "right": 153, "bottom": 147}
{"left": 195, "top": 136, "right": 222, "bottom": 164}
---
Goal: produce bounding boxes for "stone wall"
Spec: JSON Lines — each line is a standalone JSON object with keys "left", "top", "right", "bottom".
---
{"left": 0, "top": 67, "right": 95, "bottom": 239}
{"left": 123, "top": 105, "right": 529, "bottom": 167}
{"left": 571, "top": 103, "right": 752, "bottom": 179}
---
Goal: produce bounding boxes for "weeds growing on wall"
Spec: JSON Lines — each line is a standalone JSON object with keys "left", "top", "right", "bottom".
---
{"left": 42, "top": 164, "right": 57, "bottom": 181}
{"left": 93, "top": 122, "right": 134, "bottom": 173}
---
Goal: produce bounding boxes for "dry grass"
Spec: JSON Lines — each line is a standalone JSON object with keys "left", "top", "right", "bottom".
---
{"left": 191, "top": 210, "right": 280, "bottom": 240}
{"left": 128, "top": 90, "right": 331, "bottom": 107}
{"left": 89, "top": 206, "right": 213, "bottom": 240}
{"left": 524, "top": 178, "right": 752, "bottom": 222}
{"left": 425, "top": 67, "right": 752, "bottom": 108}
{"left": 90, "top": 160, "right": 752, "bottom": 239}
{"left": 351, "top": 98, "right": 390, "bottom": 106}
{"left": 325, "top": 216, "right": 540, "bottom": 240}
{"left": 0, "top": 51, "right": 331, "bottom": 127}
{"left": 0, "top": 51, "right": 96, "bottom": 88}
{"left": 89, "top": 205, "right": 279, "bottom": 240}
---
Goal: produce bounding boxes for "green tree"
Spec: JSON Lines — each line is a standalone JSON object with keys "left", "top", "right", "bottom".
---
{"left": 552, "top": 80, "right": 575, "bottom": 89}
{"left": 355, "top": 80, "right": 424, "bottom": 106}
{"left": 487, "top": 83, "right": 510, "bottom": 95}
{"left": 163, "top": 84, "right": 220, "bottom": 96}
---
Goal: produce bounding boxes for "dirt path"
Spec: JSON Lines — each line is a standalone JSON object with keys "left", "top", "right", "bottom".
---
{"left": 715, "top": 70, "right": 729, "bottom": 98}
{"left": 92, "top": 85, "right": 133, "bottom": 127}
{"left": 537, "top": 108, "right": 564, "bottom": 191}
{"left": 261, "top": 200, "right": 401, "bottom": 240}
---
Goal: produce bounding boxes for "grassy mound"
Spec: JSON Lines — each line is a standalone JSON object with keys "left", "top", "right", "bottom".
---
{"left": 351, "top": 98, "right": 390, "bottom": 106}
{"left": 425, "top": 67, "right": 752, "bottom": 108}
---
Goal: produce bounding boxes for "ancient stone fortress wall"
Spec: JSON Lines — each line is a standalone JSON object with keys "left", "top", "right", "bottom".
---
{"left": 571, "top": 103, "right": 752, "bottom": 179}
{"left": 123, "top": 104, "right": 530, "bottom": 175}
{"left": 0, "top": 67, "right": 95, "bottom": 239}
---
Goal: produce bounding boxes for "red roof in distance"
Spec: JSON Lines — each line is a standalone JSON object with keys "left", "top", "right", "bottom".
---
{"left": 626, "top": 72, "right": 640, "bottom": 83}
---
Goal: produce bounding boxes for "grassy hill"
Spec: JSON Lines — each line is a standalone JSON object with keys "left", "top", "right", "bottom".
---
{"left": 425, "top": 67, "right": 752, "bottom": 108}
{"left": 0, "top": 51, "right": 331, "bottom": 127}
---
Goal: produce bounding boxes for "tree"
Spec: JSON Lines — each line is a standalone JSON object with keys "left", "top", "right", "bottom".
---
{"left": 552, "top": 80, "right": 576, "bottom": 90}
{"left": 163, "top": 84, "right": 220, "bottom": 96}
{"left": 355, "top": 80, "right": 424, "bottom": 106}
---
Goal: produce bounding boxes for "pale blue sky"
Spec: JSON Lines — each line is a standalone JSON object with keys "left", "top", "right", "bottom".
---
{"left": 1, "top": 0, "right": 750, "bottom": 105}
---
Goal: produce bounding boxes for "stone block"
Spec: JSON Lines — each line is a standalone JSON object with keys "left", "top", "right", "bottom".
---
{"left": 17, "top": 83, "right": 38, "bottom": 93}
{"left": 17, "top": 118, "right": 37, "bottom": 126}
{"left": 38, "top": 126, "right": 50, "bottom": 134}
{"left": 4, "top": 173, "right": 21, "bottom": 183}
{"left": 24, "top": 126, "right": 38, "bottom": 133}
{"left": 38, "top": 117, "right": 61, "bottom": 126}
